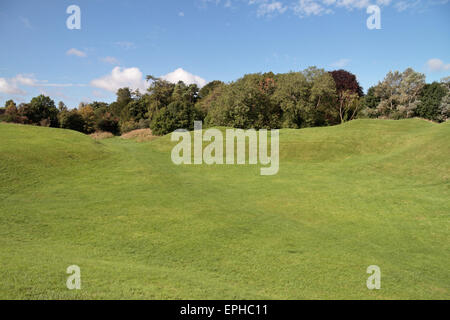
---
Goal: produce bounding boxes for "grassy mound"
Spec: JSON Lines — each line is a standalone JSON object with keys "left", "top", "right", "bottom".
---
{"left": 121, "top": 129, "right": 157, "bottom": 142}
{"left": 0, "top": 119, "right": 448, "bottom": 299}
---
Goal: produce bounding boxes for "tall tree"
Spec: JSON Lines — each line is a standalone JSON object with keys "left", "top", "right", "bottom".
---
{"left": 364, "top": 87, "right": 380, "bottom": 110}
{"left": 329, "top": 70, "right": 364, "bottom": 97}
{"left": 146, "top": 76, "right": 176, "bottom": 121}
{"left": 308, "top": 68, "right": 338, "bottom": 125}
{"left": 110, "top": 88, "right": 132, "bottom": 117}
{"left": 329, "top": 70, "right": 364, "bottom": 123}
{"left": 23, "top": 95, "right": 59, "bottom": 126}
{"left": 373, "top": 68, "right": 425, "bottom": 119}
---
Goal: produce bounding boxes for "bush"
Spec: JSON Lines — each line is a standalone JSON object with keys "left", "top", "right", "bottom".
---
{"left": 120, "top": 120, "right": 140, "bottom": 134}
{"left": 59, "top": 110, "right": 86, "bottom": 133}
{"left": 95, "top": 113, "right": 120, "bottom": 135}
{"left": 120, "top": 118, "right": 150, "bottom": 134}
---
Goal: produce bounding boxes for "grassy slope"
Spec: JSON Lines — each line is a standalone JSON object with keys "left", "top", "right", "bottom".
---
{"left": 0, "top": 119, "right": 448, "bottom": 299}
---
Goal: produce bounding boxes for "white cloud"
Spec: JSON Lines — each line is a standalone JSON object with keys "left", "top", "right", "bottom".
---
{"left": 257, "top": 1, "right": 288, "bottom": 16}
{"left": 66, "top": 48, "right": 87, "bottom": 58}
{"left": 161, "top": 68, "right": 207, "bottom": 87}
{"left": 0, "top": 78, "right": 26, "bottom": 95}
{"left": 293, "top": 0, "right": 331, "bottom": 17}
{"left": 90, "top": 67, "right": 150, "bottom": 93}
{"left": 201, "top": 0, "right": 447, "bottom": 17}
{"left": 334, "top": 0, "right": 371, "bottom": 10}
{"left": 13, "top": 74, "right": 84, "bottom": 88}
{"left": 100, "top": 56, "right": 120, "bottom": 65}
{"left": 0, "top": 74, "right": 38, "bottom": 95}
{"left": 426, "top": 58, "right": 450, "bottom": 72}
{"left": 330, "top": 58, "right": 351, "bottom": 68}
{"left": 15, "top": 74, "right": 38, "bottom": 86}
{"left": 179, "top": 11, "right": 185, "bottom": 17}
{"left": 0, "top": 74, "right": 86, "bottom": 96}
{"left": 292, "top": 0, "right": 395, "bottom": 17}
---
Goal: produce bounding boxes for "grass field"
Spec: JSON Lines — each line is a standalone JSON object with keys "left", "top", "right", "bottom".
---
{"left": 0, "top": 119, "right": 449, "bottom": 299}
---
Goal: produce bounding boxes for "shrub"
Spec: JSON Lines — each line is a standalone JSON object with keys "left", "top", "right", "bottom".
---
{"left": 120, "top": 120, "right": 141, "bottom": 134}
{"left": 59, "top": 110, "right": 86, "bottom": 133}
{"left": 95, "top": 113, "right": 120, "bottom": 135}
{"left": 120, "top": 118, "right": 150, "bottom": 134}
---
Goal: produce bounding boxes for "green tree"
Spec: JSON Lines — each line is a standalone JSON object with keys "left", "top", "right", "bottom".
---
{"left": 146, "top": 76, "right": 176, "bottom": 121}
{"left": 121, "top": 98, "right": 148, "bottom": 122}
{"left": 416, "top": 82, "right": 448, "bottom": 122}
{"left": 308, "top": 69, "right": 338, "bottom": 125}
{"left": 363, "top": 87, "right": 380, "bottom": 113}
{"left": 150, "top": 101, "right": 201, "bottom": 136}
{"left": 199, "top": 80, "right": 224, "bottom": 99}
{"left": 271, "top": 72, "right": 309, "bottom": 128}
{"left": 196, "top": 82, "right": 226, "bottom": 119}
{"left": 110, "top": 88, "right": 132, "bottom": 117}
{"left": 206, "top": 72, "right": 281, "bottom": 129}
{"left": 23, "top": 95, "right": 59, "bottom": 126}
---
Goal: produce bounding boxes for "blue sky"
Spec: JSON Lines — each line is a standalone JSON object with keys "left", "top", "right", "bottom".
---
{"left": 0, "top": 0, "right": 449, "bottom": 107}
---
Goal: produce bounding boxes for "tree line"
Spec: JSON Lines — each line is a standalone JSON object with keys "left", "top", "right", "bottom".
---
{"left": 1, "top": 67, "right": 449, "bottom": 136}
